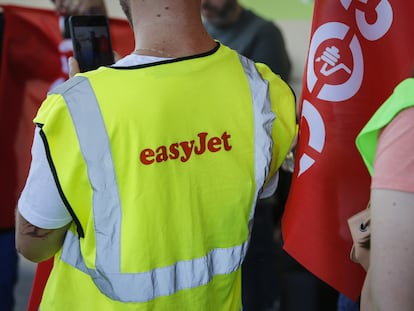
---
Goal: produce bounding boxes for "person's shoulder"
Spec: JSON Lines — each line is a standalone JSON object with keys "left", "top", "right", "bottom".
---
{"left": 49, "top": 75, "right": 86, "bottom": 95}
{"left": 395, "top": 77, "right": 414, "bottom": 97}
{"left": 241, "top": 9, "right": 284, "bottom": 41}
{"left": 242, "top": 9, "right": 278, "bottom": 29}
{"left": 242, "top": 9, "right": 267, "bottom": 23}
{"left": 386, "top": 106, "right": 414, "bottom": 132}
{"left": 255, "top": 62, "right": 288, "bottom": 84}
{"left": 51, "top": 67, "right": 114, "bottom": 94}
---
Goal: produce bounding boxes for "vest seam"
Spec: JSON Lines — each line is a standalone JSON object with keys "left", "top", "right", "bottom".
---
{"left": 37, "top": 124, "right": 85, "bottom": 238}
{"left": 110, "top": 42, "right": 221, "bottom": 70}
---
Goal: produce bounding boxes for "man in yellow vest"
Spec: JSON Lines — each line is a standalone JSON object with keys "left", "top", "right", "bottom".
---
{"left": 15, "top": 0, "right": 296, "bottom": 310}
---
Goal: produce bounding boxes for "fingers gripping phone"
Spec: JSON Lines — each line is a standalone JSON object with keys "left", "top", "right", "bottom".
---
{"left": 68, "top": 15, "right": 115, "bottom": 72}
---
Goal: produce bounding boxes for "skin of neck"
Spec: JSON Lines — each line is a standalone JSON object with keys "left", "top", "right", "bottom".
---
{"left": 130, "top": 0, "right": 217, "bottom": 57}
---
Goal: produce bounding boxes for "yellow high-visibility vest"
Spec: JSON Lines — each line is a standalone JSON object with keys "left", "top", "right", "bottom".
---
{"left": 34, "top": 44, "right": 296, "bottom": 310}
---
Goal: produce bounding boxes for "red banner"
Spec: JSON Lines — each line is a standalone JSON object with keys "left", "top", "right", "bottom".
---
{"left": 282, "top": 0, "right": 414, "bottom": 300}
{"left": 0, "top": 5, "right": 133, "bottom": 310}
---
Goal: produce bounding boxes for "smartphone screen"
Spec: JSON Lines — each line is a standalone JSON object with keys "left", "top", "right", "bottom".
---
{"left": 69, "top": 15, "right": 114, "bottom": 72}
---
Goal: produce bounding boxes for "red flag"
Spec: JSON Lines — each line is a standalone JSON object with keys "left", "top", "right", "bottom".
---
{"left": 0, "top": 5, "right": 134, "bottom": 310}
{"left": 282, "top": 0, "right": 414, "bottom": 300}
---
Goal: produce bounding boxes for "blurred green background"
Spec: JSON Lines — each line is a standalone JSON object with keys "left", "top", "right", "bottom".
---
{"left": 0, "top": 0, "right": 315, "bottom": 21}
{"left": 240, "top": 0, "right": 314, "bottom": 20}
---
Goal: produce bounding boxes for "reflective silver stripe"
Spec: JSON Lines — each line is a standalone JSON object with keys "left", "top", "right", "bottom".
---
{"left": 49, "top": 55, "right": 273, "bottom": 302}
{"left": 51, "top": 76, "right": 122, "bottom": 273}
{"left": 238, "top": 54, "right": 276, "bottom": 221}
{"left": 61, "top": 230, "right": 248, "bottom": 302}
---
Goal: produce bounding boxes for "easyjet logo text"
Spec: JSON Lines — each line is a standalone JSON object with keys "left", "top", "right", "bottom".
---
{"left": 140, "top": 131, "right": 232, "bottom": 165}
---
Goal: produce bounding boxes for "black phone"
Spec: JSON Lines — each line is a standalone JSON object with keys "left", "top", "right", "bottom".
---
{"left": 68, "top": 15, "right": 114, "bottom": 72}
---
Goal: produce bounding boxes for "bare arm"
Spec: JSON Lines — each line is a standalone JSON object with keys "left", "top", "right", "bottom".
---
{"left": 366, "top": 188, "right": 414, "bottom": 310}
{"left": 15, "top": 210, "right": 70, "bottom": 263}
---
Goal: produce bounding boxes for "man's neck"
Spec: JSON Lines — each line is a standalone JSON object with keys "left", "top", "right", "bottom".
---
{"left": 130, "top": 0, "right": 217, "bottom": 58}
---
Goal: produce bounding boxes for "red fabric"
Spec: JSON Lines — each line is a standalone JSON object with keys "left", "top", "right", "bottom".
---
{"left": 26, "top": 258, "right": 54, "bottom": 311}
{"left": 0, "top": 5, "right": 62, "bottom": 229}
{"left": 0, "top": 5, "right": 133, "bottom": 229}
{"left": 0, "top": 5, "right": 133, "bottom": 310}
{"left": 282, "top": 0, "right": 414, "bottom": 300}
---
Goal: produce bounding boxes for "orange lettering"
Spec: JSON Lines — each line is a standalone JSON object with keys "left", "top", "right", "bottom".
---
{"left": 222, "top": 132, "right": 232, "bottom": 151}
{"left": 139, "top": 131, "right": 233, "bottom": 165}
{"left": 169, "top": 143, "right": 180, "bottom": 160}
{"left": 140, "top": 149, "right": 155, "bottom": 165}
{"left": 208, "top": 136, "right": 222, "bottom": 152}
{"left": 180, "top": 140, "right": 195, "bottom": 162}
{"left": 155, "top": 146, "right": 168, "bottom": 163}
{"left": 194, "top": 132, "right": 207, "bottom": 155}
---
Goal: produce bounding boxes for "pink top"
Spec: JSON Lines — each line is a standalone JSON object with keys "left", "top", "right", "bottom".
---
{"left": 372, "top": 106, "right": 414, "bottom": 192}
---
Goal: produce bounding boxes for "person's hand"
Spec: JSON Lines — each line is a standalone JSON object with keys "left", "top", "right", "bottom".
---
{"left": 68, "top": 52, "right": 120, "bottom": 78}
{"left": 51, "top": 0, "right": 107, "bottom": 16}
{"left": 68, "top": 57, "right": 80, "bottom": 78}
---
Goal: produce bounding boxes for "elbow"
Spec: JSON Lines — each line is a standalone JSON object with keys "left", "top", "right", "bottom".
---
{"left": 16, "top": 247, "right": 40, "bottom": 263}
{"left": 15, "top": 236, "right": 54, "bottom": 263}
{"left": 15, "top": 210, "right": 62, "bottom": 263}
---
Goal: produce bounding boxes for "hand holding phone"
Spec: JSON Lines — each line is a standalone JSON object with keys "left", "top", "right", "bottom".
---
{"left": 68, "top": 15, "right": 114, "bottom": 72}
{"left": 68, "top": 57, "right": 80, "bottom": 78}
